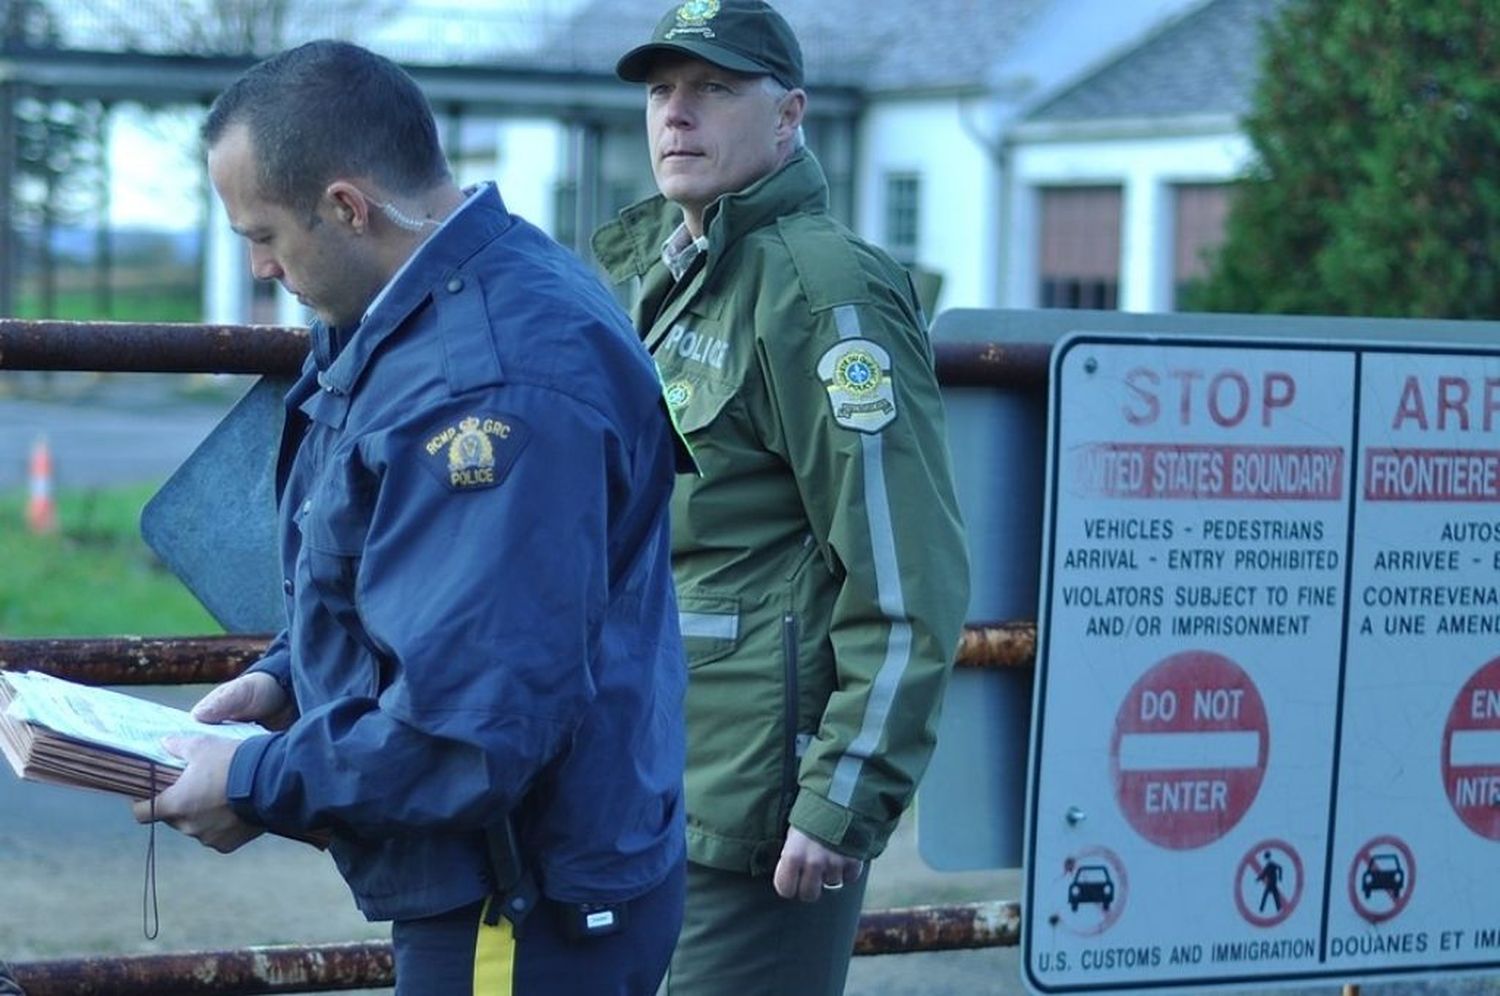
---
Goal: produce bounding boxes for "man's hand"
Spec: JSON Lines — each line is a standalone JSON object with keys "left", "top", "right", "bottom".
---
{"left": 772, "top": 827, "right": 865, "bottom": 903}
{"left": 193, "top": 671, "right": 294, "bottom": 730}
{"left": 130, "top": 735, "right": 263, "bottom": 853}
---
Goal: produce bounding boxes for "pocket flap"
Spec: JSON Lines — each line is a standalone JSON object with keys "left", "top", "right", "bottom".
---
{"left": 676, "top": 594, "right": 741, "bottom": 669}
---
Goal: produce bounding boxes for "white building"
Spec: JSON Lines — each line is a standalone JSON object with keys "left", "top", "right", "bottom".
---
{"left": 557, "top": 0, "right": 1283, "bottom": 316}
{"left": 199, "top": 0, "right": 1286, "bottom": 322}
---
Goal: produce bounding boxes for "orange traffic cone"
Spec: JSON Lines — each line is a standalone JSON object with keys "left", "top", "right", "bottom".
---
{"left": 25, "top": 436, "right": 57, "bottom": 535}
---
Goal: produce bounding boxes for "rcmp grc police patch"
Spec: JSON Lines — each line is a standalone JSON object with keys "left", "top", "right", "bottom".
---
{"left": 420, "top": 413, "right": 530, "bottom": 492}
{"left": 817, "top": 338, "right": 896, "bottom": 433}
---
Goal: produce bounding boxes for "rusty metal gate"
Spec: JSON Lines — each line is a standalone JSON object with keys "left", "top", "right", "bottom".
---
{"left": 0, "top": 319, "right": 1044, "bottom": 995}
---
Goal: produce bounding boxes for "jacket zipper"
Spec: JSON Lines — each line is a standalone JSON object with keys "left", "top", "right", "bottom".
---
{"left": 780, "top": 611, "right": 800, "bottom": 822}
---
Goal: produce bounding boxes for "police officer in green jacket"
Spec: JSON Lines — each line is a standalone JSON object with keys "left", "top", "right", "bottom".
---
{"left": 593, "top": 2, "right": 970, "bottom": 993}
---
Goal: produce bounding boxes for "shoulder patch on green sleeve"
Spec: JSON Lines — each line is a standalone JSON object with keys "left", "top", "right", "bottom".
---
{"left": 419, "top": 412, "right": 530, "bottom": 491}
{"left": 777, "top": 215, "right": 869, "bottom": 314}
{"left": 817, "top": 337, "right": 896, "bottom": 433}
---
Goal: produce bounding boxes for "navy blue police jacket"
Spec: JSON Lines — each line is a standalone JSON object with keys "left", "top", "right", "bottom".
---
{"left": 223, "top": 184, "right": 687, "bottom": 922}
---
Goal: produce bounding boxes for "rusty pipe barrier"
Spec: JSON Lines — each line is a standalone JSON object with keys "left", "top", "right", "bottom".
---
{"left": 0, "top": 622, "right": 1035, "bottom": 687}
{"left": 934, "top": 340, "right": 1050, "bottom": 390}
{"left": 0, "top": 320, "right": 310, "bottom": 376}
{"left": 853, "top": 899, "right": 1022, "bottom": 955}
{"left": 0, "top": 635, "right": 275, "bottom": 685}
{"left": 12, "top": 941, "right": 394, "bottom": 996}
{"left": 0, "top": 319, "right": 1050, "bottom": 388}
{"left": 11, "top": 899, "right": 1021, "bottom": 995}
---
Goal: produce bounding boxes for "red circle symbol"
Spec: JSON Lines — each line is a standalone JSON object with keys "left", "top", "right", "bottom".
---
{"left": 1442, "top": 656, "right": 1500, "bottom": 839}
{"left": 1234, "top": 839, "right": 1303, "bottom": 928}
{"left": 1110, "top": 650, "right": 1269, "bottom": 849}
{"left": 1347, "top": 835, "right": 1414, "bottom": 925}
{"left": 1057, "top": 846, "right": 1129, "bottom": 937}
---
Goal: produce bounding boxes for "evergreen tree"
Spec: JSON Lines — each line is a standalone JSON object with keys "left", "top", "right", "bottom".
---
{"left": 1198, "top": 1, "right": 1500, "bottom": 318}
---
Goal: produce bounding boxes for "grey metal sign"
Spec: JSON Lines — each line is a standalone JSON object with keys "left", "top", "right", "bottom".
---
{"left": 141, "top": 377, "right": 288, "bottom": 634}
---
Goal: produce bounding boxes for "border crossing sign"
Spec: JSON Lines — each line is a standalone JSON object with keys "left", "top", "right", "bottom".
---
{"left": 1025, "top": 333, "right": 1500, "bottom": 992}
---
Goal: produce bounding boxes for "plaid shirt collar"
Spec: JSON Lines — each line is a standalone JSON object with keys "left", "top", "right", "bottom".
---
{"left": 660, "top": 222, "right": 709, "bottom": 282}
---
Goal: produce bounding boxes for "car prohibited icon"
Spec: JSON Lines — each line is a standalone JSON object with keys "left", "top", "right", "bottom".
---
{"left": 1055, "top": 846, "right": 1129, "bottom": 937}
{"left": 1347, "top": 835, "right": 1415, "bottom": 924}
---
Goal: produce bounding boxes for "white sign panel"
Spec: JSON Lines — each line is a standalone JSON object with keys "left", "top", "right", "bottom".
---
{"left": 1025, "top": 334, "right": 1500, "bottom": 993}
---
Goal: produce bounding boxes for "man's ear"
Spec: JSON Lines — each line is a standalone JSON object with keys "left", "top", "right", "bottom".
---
{"left": 777, "top": 88, "right": 807, "bottom": 139}
{"left": 324, "top": 181, "right": 372, "bottom": 233}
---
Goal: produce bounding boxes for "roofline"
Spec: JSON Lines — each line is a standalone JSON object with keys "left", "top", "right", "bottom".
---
{"left": 860, "top": 82, "right": 992, "bottom": 102}
{"left": 1008, "top": 111, "right": 1242, "bottom": 144}
{"left": 1018, "top": 0, "right": 1220, "bottom": 123}
{"left": 0, "top": 48, "right": 863, "bottom": 118}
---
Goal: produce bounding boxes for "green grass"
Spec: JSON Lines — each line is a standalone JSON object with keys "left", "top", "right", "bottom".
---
{"left": 14, "top": 285, "right": 202, "bottom": 323}
{"left": 0, "top": 485, "right": 222, "bottom": 638}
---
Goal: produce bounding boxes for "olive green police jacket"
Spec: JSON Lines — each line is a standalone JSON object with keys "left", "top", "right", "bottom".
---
{"left": 592, "top": 150, "right": 970, "bottom": 874}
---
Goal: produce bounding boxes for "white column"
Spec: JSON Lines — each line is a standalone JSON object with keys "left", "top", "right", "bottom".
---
{"left": 202, "top": 198, "right": 249, "bottom": 324}
{"left": 1120, "top": 171, "right": 1164, "bottom": 313}
{"left": 1001, "top": 181, "right": 1038, "bottom": 309}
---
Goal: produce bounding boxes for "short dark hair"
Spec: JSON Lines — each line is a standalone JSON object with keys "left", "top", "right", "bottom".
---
{"left": 202, "top": 40, "right": 450, "bottom": 216}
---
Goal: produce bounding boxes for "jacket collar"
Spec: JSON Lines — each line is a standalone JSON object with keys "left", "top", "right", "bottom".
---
{"left": 593, "top": 149, "right": 829, "bottom": 284}
{"left": 301, "top": 184, "right": 513, "bottom": 427}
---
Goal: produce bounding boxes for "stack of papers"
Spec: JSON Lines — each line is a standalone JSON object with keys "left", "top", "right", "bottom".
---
{"left": 0, "top": 670, "right": 266, "bottom": 799}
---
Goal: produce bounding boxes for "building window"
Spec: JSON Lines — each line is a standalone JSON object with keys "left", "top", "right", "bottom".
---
{"left": 1038, "top": 186, "right": 1121, "bottom": 309}
{"left": 1173, "top": 183, "right": 1233, "bottom": 310}
{"left": 883, "top": 172, "right": 920, "bottom": 265}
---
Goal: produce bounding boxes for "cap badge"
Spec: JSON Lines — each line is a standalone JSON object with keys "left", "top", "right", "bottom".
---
{"left": 667, "top": 0, "right": 719, "bottom": 38}
{"left": 676, "top": 0, "right": 720, "bottom": 24}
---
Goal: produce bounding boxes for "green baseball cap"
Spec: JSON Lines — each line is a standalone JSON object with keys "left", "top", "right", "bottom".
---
{"left": 616, "top": 0, "right": 805, "bottom": 90}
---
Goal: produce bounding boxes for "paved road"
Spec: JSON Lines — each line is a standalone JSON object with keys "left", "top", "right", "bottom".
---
{"left": 0, "top": 389, "right": 236, "bottom": 492}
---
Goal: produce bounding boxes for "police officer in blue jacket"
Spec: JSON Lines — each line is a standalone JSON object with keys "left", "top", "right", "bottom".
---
{"left": 131, "top": 40, "right": 687, "bottom": 995}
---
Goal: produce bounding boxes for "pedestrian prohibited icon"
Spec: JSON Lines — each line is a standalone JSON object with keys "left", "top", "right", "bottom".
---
{"left": 1347, "top": 835, "right": 1415, "bottom": 925}
{"left": 1110, "top": 650, "right": 1270, "bottom": 849}
{"left": 1235, "top": 839, "right": 1303, "bottom": 928}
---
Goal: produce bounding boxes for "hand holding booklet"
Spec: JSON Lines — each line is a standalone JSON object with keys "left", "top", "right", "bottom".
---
{"left": 0, "top": 669, "right": 268, "bottom": 799}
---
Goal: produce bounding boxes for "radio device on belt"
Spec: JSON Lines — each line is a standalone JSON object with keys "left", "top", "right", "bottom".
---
{"left": 483, "top": 817, "right": 538, "bottom": 929}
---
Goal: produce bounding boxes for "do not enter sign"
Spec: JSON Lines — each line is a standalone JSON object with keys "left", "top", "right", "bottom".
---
{"left": 1442, "top": 656, "right": 1500, "bottom": 840}
{"left": 1110, "top": 650, "right": 1269, "bottom": 849}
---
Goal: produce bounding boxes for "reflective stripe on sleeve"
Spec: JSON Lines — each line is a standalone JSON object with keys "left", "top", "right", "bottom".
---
{"left": 827, "top": 303, "right": 916, "bottom": 807}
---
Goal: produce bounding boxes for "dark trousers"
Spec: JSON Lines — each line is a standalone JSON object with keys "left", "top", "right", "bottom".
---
{"left": 663, "top": 860, "right": 868, "bottom": 996}
{"left": 391, "top": 858, "right": 685, "bottom": 996}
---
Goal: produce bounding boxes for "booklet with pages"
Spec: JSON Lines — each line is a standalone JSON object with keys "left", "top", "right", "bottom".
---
{"left": 0, "top": 669, "right": 267, "bottom": 799}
